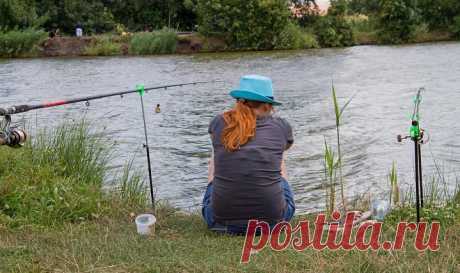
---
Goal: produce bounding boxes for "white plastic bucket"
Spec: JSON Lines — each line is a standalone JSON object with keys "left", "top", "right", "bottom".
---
{"left": 135, "top": 214, "right": 156, "bottom": 235}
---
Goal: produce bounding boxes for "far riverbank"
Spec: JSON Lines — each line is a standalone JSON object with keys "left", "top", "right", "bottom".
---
{"left": 1, "top": 30, "right": 456, "bottom": 59}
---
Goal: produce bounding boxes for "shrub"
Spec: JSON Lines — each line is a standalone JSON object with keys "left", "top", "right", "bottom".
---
{"left": 84, "top": 36, "right": 122, "bottom": 56}
{"left": 315, "top": 16, "right": 355, "bottom": 47}
{"left": 349, "top": 15, "right": 379, "bottom": 44}
{"left": 376, "top": 0, "right": 420, "bottom": 44}
{"left": 197, "top": 0, "right": 292, "bottom": 50}
{"left": 129, "top": 29, "right": 177, "bottom": 55}
{"left": 418, "top": 0, "right": 460, "bottom": 31}
{"left": 451, "top": 15, "right": 460, "bottom": 38}
{"left": 274, "top": 22, "right": 319, "bottom": 50}
{"left": 0, "top": 28, "right": 46, "bottom": 58}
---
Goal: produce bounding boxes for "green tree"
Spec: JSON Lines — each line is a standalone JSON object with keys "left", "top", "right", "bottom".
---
{"left": 418, "top": 0, "right": 460, "bottom": 30}
{"left": 328, "top": 0, "right": 349, "bottom": 16}
{"left": 0, "top": 0, "right": 40, "bottom": 29}
{"left": 377, "top": 0, "right": 420, "bottom": 44}
{"left": 105, "top": 0, "right": 197, "bottom": 31}
{"left": 348, "top": 0, "right": 380, "bottom": 14}
{"left": 290, "top": 0, "right": 320, "bottom": 27}
{"left": 197, "top": 0, "right": 293, "bottom": 50}
{"left": 314, "top": 0, "right": 354, "bottom": 47}
{"left": 35, "top": 0, "right": 115, "bottom": 34}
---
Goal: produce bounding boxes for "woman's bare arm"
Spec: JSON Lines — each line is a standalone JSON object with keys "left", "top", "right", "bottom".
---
{"left": 281, "top": 154, "right": 288, "bottom": 180}
{"left": 208, "top": 141, "right": 215, "bottom": 183}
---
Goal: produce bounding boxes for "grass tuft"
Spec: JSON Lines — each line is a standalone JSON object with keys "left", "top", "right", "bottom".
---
{"left": 0, "top": 120, "right": 147, "bottom": 228}
{"left": 84, "top": 36, "right": 122, "bottom": 56}
{"left": 129, "top": 29, "right": 177, "bottom": 55}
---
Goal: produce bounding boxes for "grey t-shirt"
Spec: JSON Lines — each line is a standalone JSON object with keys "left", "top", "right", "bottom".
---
{"left": 208, "top": 114, "right": 294, "bottom": 223}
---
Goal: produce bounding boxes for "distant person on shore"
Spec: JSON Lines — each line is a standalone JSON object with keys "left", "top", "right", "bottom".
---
{"left": 202, "top": 75, "right": 295, "bottom": 235}
{"left": 76, "top": 23, "right": 83, "bottom": 37}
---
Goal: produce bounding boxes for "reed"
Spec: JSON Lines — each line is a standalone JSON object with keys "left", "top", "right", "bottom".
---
{"left": 330, "top": 85, "right": 354, "bottom": 212}
{"left": 323, "top": 139, "right": 338, "bottom": 217}
{"left": 388, "top": 161, "right": 399, "bottom": 206}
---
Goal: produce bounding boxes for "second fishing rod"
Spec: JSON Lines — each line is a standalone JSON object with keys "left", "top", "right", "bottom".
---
{"left": 397, "top": 88, "right": 426, "bottom": 223}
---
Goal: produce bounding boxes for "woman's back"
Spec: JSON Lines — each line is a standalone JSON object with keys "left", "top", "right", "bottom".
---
{"left": 209, "top": 114, "right": 293, "bottom": 223}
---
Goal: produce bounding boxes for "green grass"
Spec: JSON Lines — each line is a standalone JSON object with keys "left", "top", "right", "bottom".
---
{"left": 0, "top": 204, "right": 459, "bottom": 273}
{"left": 129, "top": 29, "right": 177, "bottom": 55}
{"left": 0, "top": 120, "right": 146, "bottom": 228}
{"left": 274, "top": 23, "right": 319, "bottom": 50}
{"left": 84, "top": 36, "right": 122, "bottom": 56}
{"left": 0, "top": 28, "right": 47, "bottom": 58}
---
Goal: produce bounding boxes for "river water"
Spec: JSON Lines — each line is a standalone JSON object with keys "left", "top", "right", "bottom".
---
{"left": 1, "top": 42, "right": 460, "bottom": 213}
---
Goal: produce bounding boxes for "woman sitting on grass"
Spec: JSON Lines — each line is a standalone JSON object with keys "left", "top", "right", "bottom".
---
{"left": 202, "top": 75, "right": 295, "bottom": 235}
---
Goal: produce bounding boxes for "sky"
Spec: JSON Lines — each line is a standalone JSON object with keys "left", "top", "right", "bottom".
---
{"left": 316, "top": 0, "right": 330, "bottom": 10}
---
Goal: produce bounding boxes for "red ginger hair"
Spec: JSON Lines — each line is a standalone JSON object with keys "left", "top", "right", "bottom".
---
{"left": 221, "top": 100, "right": 272, "bottom": 152}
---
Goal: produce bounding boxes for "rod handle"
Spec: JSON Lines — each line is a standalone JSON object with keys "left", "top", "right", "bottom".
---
{"left": 0, "top": 105, "right": 30, "bottom": 115}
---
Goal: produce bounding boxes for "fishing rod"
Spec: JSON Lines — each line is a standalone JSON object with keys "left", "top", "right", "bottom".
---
{"left": 0, "top": 81, "right": 217, "bottom": 116}
{"left": 397, "top": 88, "right": 426, "bottom": 223}
{"left": 0, "top": 80, "right": 220, "bottom": 211}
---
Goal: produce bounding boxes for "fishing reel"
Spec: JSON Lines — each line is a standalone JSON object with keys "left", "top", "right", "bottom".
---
{"left": 397, "top": 120, "right": 427, "bottom": 144}
{"left": 0, "top": 115, "right": 27, "bottom": 148}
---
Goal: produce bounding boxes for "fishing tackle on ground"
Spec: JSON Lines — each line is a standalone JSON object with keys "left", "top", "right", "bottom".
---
{"left": 0, "top": 80, "right": 221, "bottom": 211}
{"left": 397, "top": 88, "right": 426, "bottom": 223}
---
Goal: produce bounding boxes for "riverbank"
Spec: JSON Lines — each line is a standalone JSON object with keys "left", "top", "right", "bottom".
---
{"left": 1, "top": 30, "right": 456, "bottom": 59}
{"left": 1, "top": 120, "right": 459, "bottom": 272}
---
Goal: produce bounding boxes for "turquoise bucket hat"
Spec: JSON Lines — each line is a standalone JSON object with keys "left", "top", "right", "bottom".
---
{"left": 230, "top": 75, "right": 282, "bottom": 106}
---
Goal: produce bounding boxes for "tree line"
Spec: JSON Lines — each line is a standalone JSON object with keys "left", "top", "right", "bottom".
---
{"left": 0, "top": 0, "right": 197, "bottom": 34}
{"left": 1, "top": 0, "right": 460, "bottom": 49}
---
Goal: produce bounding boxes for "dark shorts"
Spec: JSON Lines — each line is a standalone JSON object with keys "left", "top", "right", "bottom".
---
{"left": 201, "top": 178, "right": 296, "bottom": 235}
